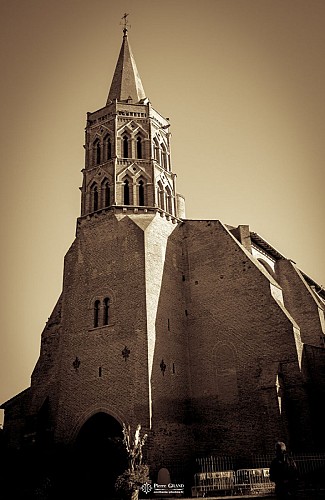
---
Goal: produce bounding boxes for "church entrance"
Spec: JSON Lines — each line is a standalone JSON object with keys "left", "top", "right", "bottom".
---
{"left": 71, "top": 412, "right": 127, "bottom": 498}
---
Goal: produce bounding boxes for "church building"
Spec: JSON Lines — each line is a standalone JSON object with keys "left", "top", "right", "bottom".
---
{"left": 2, "top": 26, "right": 325, "bottom": 494}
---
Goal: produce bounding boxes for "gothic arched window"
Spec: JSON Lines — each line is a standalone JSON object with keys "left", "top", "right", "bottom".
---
{"left": 94, "top": 300, "right": 100, "bottom": 328}
{"left": 96, "top": 140, "right": 101, "bottom": 165}
{"left": 92, "top": 139, "right": 101, "bottom": 166}
{"left": 158, "top": 181, "right": 166, "bottom": 211}
{"left": 91, "top": 185, "right": 99, "bottom": 211}
{"left": 136, "top": 136, "right": 142, "bottom": 159}
{"left": 166, "top": 185, "right": 173, "bottom": 215}
{"left": 139, "top": 179, "right": 145, "bottom": 206}
{"left": 153, "top": 137, "right": 160, "bottom": 162}
{"left": 104, "top": 135, "right": 112, "bottom": 161}
{"left": 124, "top": 179, "right": 130, "bottom": 205}
{"left": 103, "top": 297, "right": 110, "bottom": 326}
{"left": 102, "top": 181, "right": 110, "bottom": 207}
{"left": 123, "top": 135, "right": 129, "bottom": 158}
{"left": 161, "top": 143, "right": 168, "bottom": 170}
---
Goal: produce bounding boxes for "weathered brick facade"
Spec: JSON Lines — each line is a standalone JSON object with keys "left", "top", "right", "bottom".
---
{"left": 2, "top": 29, "right": 325, "bottom": 489}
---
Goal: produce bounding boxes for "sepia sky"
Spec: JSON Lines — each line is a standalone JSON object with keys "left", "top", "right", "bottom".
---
{"left": 1, "top": 0, "right": 325, "bottom": 425}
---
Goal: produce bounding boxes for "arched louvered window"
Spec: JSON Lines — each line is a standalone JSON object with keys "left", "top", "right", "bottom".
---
{"left": 166, "top": 186, "right": 173, "bottom": 214}
{"left": 105, "top": 136, "right": 112, "bottom": 161}
{"left": 153, "top": 137, "right": 160, "bottom": 162}
{"left": 139, "top": 180, "right": 145, "bottom": 206}
{"left": 123, "top": 135, "right": 129, "bottom": 158}
{"left": 96, "top": 140, "right": 101, "bottom": 165}
{"left": 161, "top": 143, "right": 168, "bottom": 169}
{"left": 136, "top": 136, "right": 142, "bottom": 159}
{"left": 94, "top": 300, "right": 100, "bottom": 328}
{"left": 124, "top": 179, "right": 130, "bottom": 205}
{"left": 92, "top": 185, "right": 99, "bottom": 211}
{"left": 157, "top": 181, "right": 165, "bottom": 211}
{"left": 103, "top": 297, "right": 110, "bottom": 326}
{"left": 103, "top": 182, "right": 110, "bottom": 207}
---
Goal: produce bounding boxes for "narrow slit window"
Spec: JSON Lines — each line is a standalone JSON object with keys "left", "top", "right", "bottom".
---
{"left": 99, "top": 367, "right": 102, "bottom": 377}
{"left": 157, "top": 182, "right": 165, "bottom": 211}
{"left": 96, "top": 140, "right": 101, "bottom": 165}
{"left": 103, "top": 297, "right": 110, "bottom": 325}
{"left": 139, "top": 180, "right": 145, "bottom": 206}
{"left": 105, "top": 136, "right": 112, "bottom": 160}
{"left": 153, "top": 138, "right": 160, "bottom": 162}
{"left": 94, "top": 300, "right": 100, "bottom": 328}
{"left": 167, "top": 192, "right": 173, "bottom": 215}
{"left": 93, "top": 186, "right": 99, "bottom": 211}
{"left": 104, "top": 182, "right": 110, "bottom": 207}
{"left": 123, "top": 135, "right": 129, "bottom": 158}
{"left": 136, "top": 136, "right": 142, "bottom": 159}
{"left": 161, "top": 144, "right": 167, "bottom": 169}
{"left": 124, "top": 179, "right": 130, "bottom": 205}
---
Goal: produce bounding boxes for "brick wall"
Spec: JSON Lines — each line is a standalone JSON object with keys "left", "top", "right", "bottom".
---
{"left": 54, "top": 211, "right": 151, "bottom": 443}
{"left": 182, "top": 219, "right": 312, "bottom": 456}
{"left": 3, "top": 213, "right": 321, "bottom": 466}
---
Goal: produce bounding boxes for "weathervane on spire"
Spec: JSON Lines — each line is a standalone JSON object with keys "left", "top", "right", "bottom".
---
{"left": 121, "top": 13, "right": 131, "bottom": 35}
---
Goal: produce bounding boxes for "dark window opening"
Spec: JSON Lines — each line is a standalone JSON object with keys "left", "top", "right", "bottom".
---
{"left": 153, "top": 138, "right": 160, "bottom": 162}
{"left": 139, "top": 180, "right": 145, "bottom": 206}
{"left": 105, "top": 136, "right": 112, "bottom": 160}
{"left": 103, "top": 297, "right": 110, "bottom": 325}
{"left": 96, "top": 140, "right": 101, "bottom": 165}
{"left": 136, "top": 136, "right": 142, "bottom": 159}
{"left": 172, "top": 363, "right": 175, "bottom": 374}
{"left": 93, "top": 186, "right": 99, "bottom": 211}
{"left": 166, "top": 190, "right": 173, "bottom": 215}
{"left": 99, "top": 367, "right": 102, "bottom": 377}
{"left": 168, "top": 318, "right": 170, "bottom": 331}
{"left": 161, "top": 144, "right": 167, "bottom": 169}
{"left": 123, "top": 135, "right": 129, "bottom": 158}
{"left": 124, "top": 179, "right": 130, "bottom": 205}
{"left": 94, "top": 300, "right": 100, "bottom": 328}
{"left": 104, "top": 182, "right": 110, "bottom": 207}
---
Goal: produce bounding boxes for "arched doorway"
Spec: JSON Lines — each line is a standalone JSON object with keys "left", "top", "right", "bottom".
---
{"left": 71, "top": 413, "right": 127, "bottom": 498}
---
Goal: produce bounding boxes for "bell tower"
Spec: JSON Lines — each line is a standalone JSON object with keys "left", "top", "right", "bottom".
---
{"left": 80, "top": 26, "right": 185, "bottom": 219}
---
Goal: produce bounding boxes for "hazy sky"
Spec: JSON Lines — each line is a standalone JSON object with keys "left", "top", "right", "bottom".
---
{"left": 1, "top": 0, "right": 325, "bottom": 425}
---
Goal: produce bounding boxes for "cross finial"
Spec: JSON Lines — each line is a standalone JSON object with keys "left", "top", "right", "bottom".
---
{"left": 121, "top": 13, "right": 131, "bottom": 36}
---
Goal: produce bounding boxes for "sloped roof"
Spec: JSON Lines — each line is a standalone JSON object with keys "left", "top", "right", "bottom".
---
{"left": 106, "top": 29, "right": 146, "bottom": 104}
{"left": 250, "top": 232, "right": 286, "bottom": 260}
{"left": 250, "top": 232, "right": 325, "bottom": 300}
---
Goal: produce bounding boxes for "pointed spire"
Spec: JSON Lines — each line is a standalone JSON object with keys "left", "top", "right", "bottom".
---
{"left": 106, "top": 28, "right": 146, "bottom": 104}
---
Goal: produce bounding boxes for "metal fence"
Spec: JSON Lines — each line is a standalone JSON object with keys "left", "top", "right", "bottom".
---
{"left": 234, "top": 468, "right": 274, "bottom": 496}
{"left": 193, "top": 470, "right": 235, "bottom": 497}
{"left": 192, "top": 468, "right": 274, "bottom": 497}
{"left": 195, "top": 453, "right": 325, "bottom": 476}
{"left": 190, "top": 453, "right": 325, "bottom": 497}
{"left": 293, "top": 453, "right": 325, "bottom": 478}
